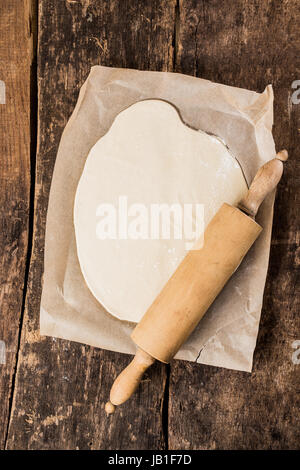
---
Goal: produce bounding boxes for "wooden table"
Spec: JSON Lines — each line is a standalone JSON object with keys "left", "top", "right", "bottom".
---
{"left": 0, "top": 0, "right": 299, "bottom": 450}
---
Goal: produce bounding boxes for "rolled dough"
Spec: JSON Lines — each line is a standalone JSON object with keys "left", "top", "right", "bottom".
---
{"left": 74, "top": 100, "right": 248, "bottom": 323}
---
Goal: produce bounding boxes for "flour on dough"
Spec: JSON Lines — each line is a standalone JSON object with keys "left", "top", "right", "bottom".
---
{"left": 74, "top": 100, "right": 248, "bottom": 323}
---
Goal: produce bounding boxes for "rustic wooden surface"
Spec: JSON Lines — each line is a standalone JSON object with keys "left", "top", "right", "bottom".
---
{"left": 0, "top": 0, "right": 33, "bottom": 449}
{"left": 5, "top": 0, "right": 175, "bottom": 451}
{"left": 169, "top": 0, "right": 300, "bottom": 450}
{"left": 1, "top": 0, "right": 299, "bottom": 450}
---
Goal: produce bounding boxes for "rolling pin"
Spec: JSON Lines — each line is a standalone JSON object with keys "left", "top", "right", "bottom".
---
{"left": 105, "top": 150, "right": 288, "bottom": 414}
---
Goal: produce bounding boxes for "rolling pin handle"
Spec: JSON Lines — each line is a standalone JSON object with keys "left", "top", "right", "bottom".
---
{"left": 105, "top": 348, "right": 155, "bottom": 414}
{"left": 238, "top": 150, "right": 288, "bottom": 218}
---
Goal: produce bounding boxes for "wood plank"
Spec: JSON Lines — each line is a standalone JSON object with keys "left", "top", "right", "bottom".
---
{"left": 0, "top": 0, "right": 33, "bottom": 449}
{"left": 169, "top": 0, "right": 300, "bottom": 449}
{"left": 6, "top": 0, "right": 176, "bottom": 450}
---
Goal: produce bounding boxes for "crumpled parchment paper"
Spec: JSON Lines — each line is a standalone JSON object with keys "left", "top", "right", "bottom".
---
{"left": 40, "top": 66, "right": 276, "bottom": 372}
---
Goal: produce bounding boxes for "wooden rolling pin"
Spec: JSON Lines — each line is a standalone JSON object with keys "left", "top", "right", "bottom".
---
{"left": 105, "top": 150, "right": 288, "bottom": 414}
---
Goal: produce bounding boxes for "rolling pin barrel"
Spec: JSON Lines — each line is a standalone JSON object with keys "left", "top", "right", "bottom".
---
{"left": 106, "top": 150, "right": 288, "bottom": 413}
{"left": 131, "top": 204, "right": 261, "bottom": 363}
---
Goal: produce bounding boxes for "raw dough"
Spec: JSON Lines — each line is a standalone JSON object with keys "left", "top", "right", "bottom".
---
{"left": 74, "top": 100, "right": 248, "bottom": 323}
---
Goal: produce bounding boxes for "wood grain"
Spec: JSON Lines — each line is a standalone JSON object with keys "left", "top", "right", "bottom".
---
{"left": 2, "top": 0, "right": 299, "bottom": 450}
{"left": 6, "top": 0, "right": 176, "bottom": 450}
{"left": 0, "top": 0, "right": 33, "bottom": 449}
{"left": 169, "top": 0, "right": 300, "bottom": 450}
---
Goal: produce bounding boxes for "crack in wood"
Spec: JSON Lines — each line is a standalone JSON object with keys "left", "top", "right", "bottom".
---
{"left": 161, "top": 364, "right": 170, "bottom": 449}
{"left": 160, "top": 2, "right": 181, "bottom": 449}
{"left": 4, "top": 0, "right": 38, "bottom": 451}
{"left": 172, "top": 0, "right": 180, "bottom": 71}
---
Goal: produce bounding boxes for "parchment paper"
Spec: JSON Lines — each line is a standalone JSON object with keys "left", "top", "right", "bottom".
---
{"left": 40, "top": 65, "right": 276, "bottom": 372}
